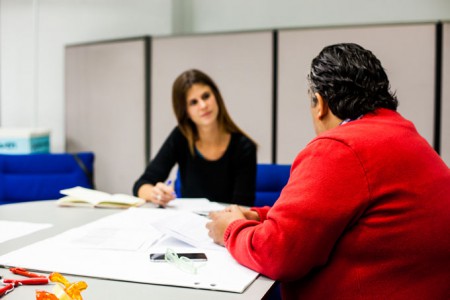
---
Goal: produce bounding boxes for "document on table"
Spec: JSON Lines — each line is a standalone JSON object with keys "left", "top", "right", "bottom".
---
{"left": 166, "top": 198, "right": 226, "bottom": 216}
{"left": 0, "top": 220, "right": 52, "bottom": 243}
{"left": 151, "top": 211, "right": 224, "bottom": 251}
{"left": 0, "top": 208, "right": 259, "bottom": 293}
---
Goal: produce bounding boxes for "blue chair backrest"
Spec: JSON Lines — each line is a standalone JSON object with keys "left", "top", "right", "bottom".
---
{"left": 255, "top": 164, "right": 291, "bottom": 207}
{"left": 0, "top": 152, "right": 94, "bottom": 204}
{"left": 174, "top": 164, "right": 290, "bottom": 207}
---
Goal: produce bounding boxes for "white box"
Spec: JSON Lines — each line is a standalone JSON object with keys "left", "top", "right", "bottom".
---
{"left": 0, "top": 128, "right": 50, "bottom": 154}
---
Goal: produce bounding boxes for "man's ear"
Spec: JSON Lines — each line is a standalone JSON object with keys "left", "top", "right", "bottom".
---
{"left": 315, "top": 93, "right": 329, "bottom": 119}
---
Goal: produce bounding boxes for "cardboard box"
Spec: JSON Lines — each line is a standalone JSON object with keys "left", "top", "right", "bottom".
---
{"left": 0, "top": 128, "right": 50, "bottom": 154}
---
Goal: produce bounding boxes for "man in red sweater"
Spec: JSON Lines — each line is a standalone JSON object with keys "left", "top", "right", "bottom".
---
{"left": 206, "top": 43, "right": 450, "bottom": 299}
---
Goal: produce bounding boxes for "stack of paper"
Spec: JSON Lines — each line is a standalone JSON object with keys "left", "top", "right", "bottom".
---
{"left": 0, "top": 208, "right": 258, "bottom": 293}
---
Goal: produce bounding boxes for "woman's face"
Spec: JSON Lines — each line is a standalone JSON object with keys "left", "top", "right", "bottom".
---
{"left": 185, "top": 83, "right": 219, "bottom": 128}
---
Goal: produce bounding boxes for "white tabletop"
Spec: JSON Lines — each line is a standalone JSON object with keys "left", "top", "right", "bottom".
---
{"left": 0, "top": 200, "right": 275, "bottom": 299}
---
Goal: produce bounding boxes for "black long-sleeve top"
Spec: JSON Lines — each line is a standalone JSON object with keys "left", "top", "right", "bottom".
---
{"left": 133, "top": 127, "right": 257, "bottom": 206}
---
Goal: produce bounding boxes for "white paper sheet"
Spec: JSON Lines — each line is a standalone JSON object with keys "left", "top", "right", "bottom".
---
{"left": 167, "top": 198, "right": 226, "bottom": 216}
{"left": 0, "top": 220, "right": 52, "bottom": 243}
{"left": 151, "top": 212, "right": 225, "bottom": 251}
{"left": 0, "top": 208, "right": 258, "bottom": 293}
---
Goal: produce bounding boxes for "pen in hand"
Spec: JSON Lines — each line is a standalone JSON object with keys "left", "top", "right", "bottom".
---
{"left": 156, "top": 180, "right": 177, "bottom": 208}
{"left": 166, "top": 180, "right": 178, "bottom": 198}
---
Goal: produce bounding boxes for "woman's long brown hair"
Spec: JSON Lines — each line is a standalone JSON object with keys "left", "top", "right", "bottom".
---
{"left": 172, "top": 69, "right": 255, "bottom": 155}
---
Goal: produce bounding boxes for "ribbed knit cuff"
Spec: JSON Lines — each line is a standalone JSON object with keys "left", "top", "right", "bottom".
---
{"left": 250, "top": 206, "right": 269, "bottom": 221}
{"left": 224, "top": 219, "right": 248, "bottom": 246}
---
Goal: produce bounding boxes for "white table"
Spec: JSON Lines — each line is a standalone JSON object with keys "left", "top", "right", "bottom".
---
{"left": 0, "top": 200, "right": 275, "bottom": 299}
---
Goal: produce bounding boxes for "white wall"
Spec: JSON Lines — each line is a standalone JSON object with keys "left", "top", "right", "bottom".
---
{"left": 1, "top": 0, "right": 450, "bottom": 152}
{"left": 190, "top": 0, "right": 450, "bottom": 33}
{"left": 0, "top": 0, "right": 172, "bottom": 151}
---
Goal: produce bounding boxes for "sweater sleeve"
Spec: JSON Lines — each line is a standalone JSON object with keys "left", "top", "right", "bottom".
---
{"left": 230, "top": 135, "right": 257, "bottom": 206}
{"left": 224, "top": 138, "right": 370, "bottom": 281}
{"left": 251, "top": 206, "right": 270, "bottom": 221}
{"left": 132, "top": 127, "right": 180, "bottom": 196}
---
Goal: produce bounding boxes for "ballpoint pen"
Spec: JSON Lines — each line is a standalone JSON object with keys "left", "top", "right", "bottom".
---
{"left": 166, "top": 180, "right": 178, "bottom": 198}
{"left": 157, "top": 180, "right": 176, "bottom": 208}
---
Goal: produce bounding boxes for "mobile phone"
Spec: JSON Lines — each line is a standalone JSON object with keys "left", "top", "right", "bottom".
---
{"left": 149, "top": 252, "right": 207, "bottom": 262}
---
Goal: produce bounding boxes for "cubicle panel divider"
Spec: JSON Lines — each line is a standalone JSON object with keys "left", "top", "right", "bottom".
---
{"left": 441, "top": 22, "right": 450, "bottom": 166}
{"left": 277, "top": 24, "right": 436, "bottom": 164}
{"left": 65, "top": 38, "right": 149, "bottom": 194}
{"left": 151, "top": 31, "right": 273, "bottom": 164}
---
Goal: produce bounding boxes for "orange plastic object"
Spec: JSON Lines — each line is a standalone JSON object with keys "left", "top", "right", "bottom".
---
{"left": 36, "top": 290, "right": 59, "bottom": 300}
{"left": 48, "top": 272, "right": 88, "bottom": 300}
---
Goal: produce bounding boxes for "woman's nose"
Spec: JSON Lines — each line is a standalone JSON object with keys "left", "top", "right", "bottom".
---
{"left": 199, "top": 100, "right": 207, "bottom": 108}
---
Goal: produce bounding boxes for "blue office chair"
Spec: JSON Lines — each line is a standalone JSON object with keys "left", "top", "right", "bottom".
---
{"left": 174, "top": 164, "right": 290, "bottom": 207}
{"left": 255, "top": 163, "right": 291, "bottom": 207}
{"left": 255, "top": 164, "right": 290, "bottom": 300}
{"left": 0, "top": 152, "right": 94, "bottom": 205}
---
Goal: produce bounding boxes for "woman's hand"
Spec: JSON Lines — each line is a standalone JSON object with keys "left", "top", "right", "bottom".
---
{"left": 138, "top": 182, "right": 176, "bottom": 207}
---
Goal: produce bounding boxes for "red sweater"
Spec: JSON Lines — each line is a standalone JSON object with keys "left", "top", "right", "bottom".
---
{"left": 224, "top": 109, "right": 450, "bottom": 299}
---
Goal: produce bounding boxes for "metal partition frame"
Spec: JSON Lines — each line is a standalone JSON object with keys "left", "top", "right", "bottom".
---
{"left": 441, "top": 22, "right": 450, "bottom": 166}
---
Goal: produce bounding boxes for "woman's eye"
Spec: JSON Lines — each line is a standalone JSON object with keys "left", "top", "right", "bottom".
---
{"left": 189, "top": 99, "right": 198, "bottom": 106}
{"left": 201, "top": 92, "right": 210, "bottom": 101}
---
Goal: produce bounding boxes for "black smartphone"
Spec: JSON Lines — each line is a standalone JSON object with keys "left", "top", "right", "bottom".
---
{"left": 149, "top": 252, "right": 207, "bottom": 262}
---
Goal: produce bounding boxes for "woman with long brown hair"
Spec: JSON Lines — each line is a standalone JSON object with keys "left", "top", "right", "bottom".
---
{"left": 133, "top": 69, "right": 257, "bottom": 207}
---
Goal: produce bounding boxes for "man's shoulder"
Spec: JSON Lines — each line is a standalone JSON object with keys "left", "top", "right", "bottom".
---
{"left": 318, "top": 109, "right": 408, "bottom": 141}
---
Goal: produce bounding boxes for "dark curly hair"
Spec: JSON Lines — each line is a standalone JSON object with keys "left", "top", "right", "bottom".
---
{"left": 308, "top": 43, "right": 398, "bottom": 120}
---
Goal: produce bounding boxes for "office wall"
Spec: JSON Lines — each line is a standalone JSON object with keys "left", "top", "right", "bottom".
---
{"left": 1, "top": 1, "right": 450, "bottom": 154}
{"left": 190, "top": 0, "right": 450, "bottom": 33}
{"left": 277, "top": 24, "right": 436, "bottom": 164}
{"left": 65, "top": 39, "right": 148, "bottom": 194}
{"left": 0, "top": 0, "right": 173, "bottom": 152}
{"left": 2, "top": 2, "right": 449, "bottom": 197}
{"left": 151, "top": 32, "right": 273, "bottom": 163}
{"left": 62, "top": 23, "right": 446, "bottom": 193}
{"left": 442, "top": 22, "right": 450, "bottom": 166}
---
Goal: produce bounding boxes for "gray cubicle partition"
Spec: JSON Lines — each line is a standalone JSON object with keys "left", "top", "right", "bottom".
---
{"left": 65, "top": 37, "right": 149, "bottom": 194}
{"left": 277, "top": 23, "right": 437, "bottom": 164}
{"left": 442, "top": 22, "right": 450, "bottom": 166}
{"left": 64, "top": 23, "right": 446, "bottom": 193}
{"left": 151, "top": 31, "right": 274, "bottom": 164}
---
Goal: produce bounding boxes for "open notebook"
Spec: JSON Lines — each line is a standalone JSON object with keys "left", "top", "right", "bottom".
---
{"left": 57, "top": 186, "right": 145, "bottom": 208}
